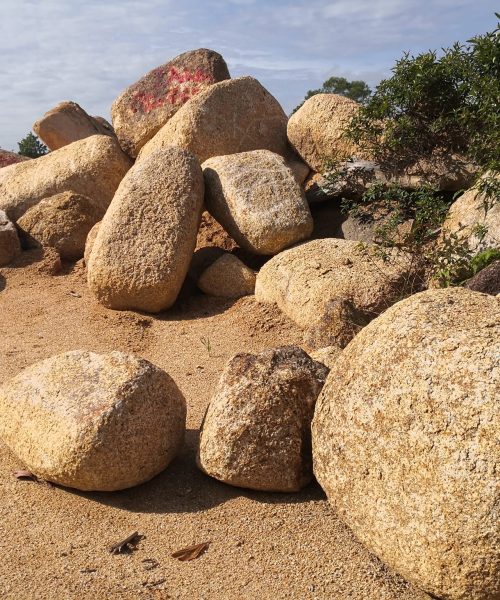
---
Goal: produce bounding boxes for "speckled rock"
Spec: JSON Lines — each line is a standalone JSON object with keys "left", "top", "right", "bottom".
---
{"left": 0, "top": 149, "right": 30, "bottom": 169}
{"left": 0, "top": 210, "right": 21, "bottom": 266}
{"left": 198, "top": 253, "right": 256, "bottom": 298}
{"left": 285, "top": 156, "right": 310, "bottom": 185}
{"left": 197, "top": 346, "right": 328, "bottom": 492}
{"left": 465, "top": 260, "right": 500, "bottom": 295}
{"left": 309, "top": 346, "right": 342, "bottom": 370}
{"left": 203, "top": 150, "right": 313, "bottom": 255}
{"left": 87, "top": 147, "right": 204, "bottom": 312}
{"left": 287, "top": 94, "right": 370, "bottom": 172}
{"left": 0, "top": 350, "right": 186, "bottom": 491}
{"left": 312, "top": 288, "right": 500, "bottom": 600}
{"left": 112, "top": 49, "right": 230, "bottom": 157}
{"left": 138, "top": 77, "right": 290, "bottom": 164}
{"left": 17, "top": 191, "right": 105, "bottom": 260}
{"left": 255, "top": 238, "right": 413, "bottom": 345}
{"left": 0, "top": 135, "right": 132, "bottom": 222}
{"left": 33, "top": 101, "right": 115, "bottom": 151}
{"left": 84, "top": 221, "right": 101, "bottom": 266}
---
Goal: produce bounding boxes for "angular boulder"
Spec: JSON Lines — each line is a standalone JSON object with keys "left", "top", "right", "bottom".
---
{"left": 87, "top": 147, "right": 204, "bottom": 312}
{"left": 138, "top": 77, "right": 290, "bottom": 164}
{"left": 0, "top": 149, "right": 30, "bottom": 169}
{"left": 0, "top": 135, "right": 132, "bottom": 221}
{"left": 198, "top": 346, "right": 329, "bottom": 492}
{"left": 33, "top": 101, "right": 115, "bottom": 151}
{"left": 255, "top": 238, "right": 413, "bottom": 345}
{"left": 0, "top": 350, "right": 186, "bottom": 491}
{"left": 0, "top": 210, "right": 21, "bottom": 266}
{"left": 17, "top": 191, "right": 105, "bottom": 260}
{"left": 198, "top": 253, "right": 256, "bottom": 298}
{"left": 312, "top": 288, "right": 500, "bottom": 600}
{"left": 112, "top": 48, "right": 230, "bottom": 157}
{"left": 203, "top": 150, "right": 313, "bottom": 255}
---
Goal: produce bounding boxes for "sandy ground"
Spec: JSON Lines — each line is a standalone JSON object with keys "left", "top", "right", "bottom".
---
{"left": 0, "top": 250, "right": 430, "bottom": 600}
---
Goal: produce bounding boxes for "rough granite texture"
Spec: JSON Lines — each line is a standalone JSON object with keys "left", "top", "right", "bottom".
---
{"left": 87, "top": 147, "right": 204, "bottom": 312}
{"left": 312, "top": 288, "right": 500, "bottom": 600}
{"left": 138, "top": 77, "right": 290, "bottom": 164}
{"left": 0, "top": 350, "right": 186, "bottom": 491}
{"left": 197, "top": 346, "right": 329, "bottom": 492}
{"left": 255, "top": 238, "right": 413, "bottom": 341}
{"left": 198, "top": 253, "right": 256, "bottom": 298}
{"left": 465, "top": 260, "right": 500, "bottom": 295}
{"left": 17, "top": 191, "right": 105, "bottom": 260}
{"left": 0, "top": 135, "right": 132, "bottom": 222}
{"left": 33, "top": 101, "right": 115, "bottom": 151}
{"left": 83, "top": 220, "right": 101, "bottom": 266}
{"left": 203, "top": 150, "right": 313, "bottom": 255}
{"left": 287, "top": 94, "right": 370, "bottom": 171}
{"left": 309, "top": 346, "right": 342, "bottom": 370}
{"left": 0, "top": 209, "right": 21, "bottom": 266}
{"left": 112, "top": 49, "right": 230, "bottom": 157}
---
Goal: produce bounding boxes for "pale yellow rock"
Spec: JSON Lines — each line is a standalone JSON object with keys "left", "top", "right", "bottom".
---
{"left": 312, "top": 288, "right": 500, "bottom": 600}
{"left": 203, "top": 150, "right": 313, "bottom": 255}
{"left": 138, "top": 77, "right": 289, "bottom": 164}
{"left": 17, "top": 191, "right": 105, "bottom": 260}
{"left": 197, "top": 346, "right": 329, "bottom": 492}
{"left": 287, "top": 94, "right": 370, "bottom": 171}
{"left": 87, "top": 147, "right": 204, "bottom": 312}
{"left": 0, "top": 209, "right": 21, "bottom": 266}
{"left": 0, "top": 135, "right": 132, "bottom": 222}
{"left": 198, "top": 253, "right": 256, "bottom": 298}
{"left": 0, "top": 350, "right": 186, "bottom": 491}
{"left": 84, "top": 221, "right": 101, "bottom": 266}
{"left": 285, "top": 156, "right": 310, "bottom": 185}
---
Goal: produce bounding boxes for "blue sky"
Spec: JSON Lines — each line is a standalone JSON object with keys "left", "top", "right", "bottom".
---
{"left": 0, "top": 0, "right": 498, "bottom": 151}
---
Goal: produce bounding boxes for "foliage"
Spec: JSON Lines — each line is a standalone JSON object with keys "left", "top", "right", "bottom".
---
{"left": 293, "top": 76, "right": 371, "bottom": 113}
{"left": 17, "top": 132, "right": 48, "bottom": 158}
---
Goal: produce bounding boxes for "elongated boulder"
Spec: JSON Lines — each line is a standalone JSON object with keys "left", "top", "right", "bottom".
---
{"left": 138, "top": 77, "right": 290, "bottom": 164}
{"left": 17, "top": 191, "right": 105, "bottom": 260}
{"left": 0, "top": 210, "right": 21, "bottom": 266}
{"left": 198, "top": 346, "right": 329, "bottom": 492}
{"left": 33, "top": 101, "right": 115, "bottom": 151}
{"left": 203, "top": 150, "right": 313, "bottom": 255}
{"left": 0, "top": 350, "right": 186, "bottom": 491}
{"left": 0, "top": 135, "right": 132, "bottom": 222}
{"left": 112, "top": 49, "right": 230, "bottom": 157}
{"left": 88, "top": 147, "right": 204, "bottom": 312}
{"left": 255, "top": 238, "right": 413, "bottom": 346}
{"left": 198, "top": 253, "right": 256, "bottom": 298}
{"left": 312, "top": 288, "right": 500, "bottom": 600}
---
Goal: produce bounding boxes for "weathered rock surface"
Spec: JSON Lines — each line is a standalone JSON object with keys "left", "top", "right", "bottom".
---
{"left": 112, "top": 49, "right": 230, "bottom": 157}
{"left": 312, "top": 288, "right": 500, "bottom": 600}
{"left": 465, "top": 260, "right": 500, "bottom": 295}
{"left": 84, "top": 221, "right": 101, "bottom": 266}
{"left": 0, "top": 350, "right": 186, "bottom": 491}
{"left": 0, "top": 149, "right": 30, "bottom": 169}
{"left": 285, "top": 156, "right": 310, "bottom": 185}
{"left": 33, "top": 101, "right": 115, "bottom": 151}
{"left": 287, "top": 94, "right": 369, "bottom": 172}
{"left": 198, "top": 253, "right": 256, "bottom": 298}
{"left": 138, "top": 77, "right": 290, "bottom": 164}
{"left": 0, "top": 210, "right": 21, "bottom": 266}
{"left": 197, "top": 346, "right": 329, "bottom": 491}
{"left": 309, "top": 346, "right": 342, "bottom": 370}
{"left": 203, "top": 150, "right": 313, "bottom": 255}
{"left": 0, "top": 135, "right": 132, "bottom": 222}
{"left": 87, "top": 147, "right": 204, "bottom": 312}
{"left": 17, "top": 191, "right": 105, "bottom": 260}
{"left": 255, "top": 238, "right": 413, "bottom": 345}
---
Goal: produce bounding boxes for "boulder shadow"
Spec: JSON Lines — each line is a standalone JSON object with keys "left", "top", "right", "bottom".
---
{"left": 0, "top": 274, "right": 5, "bottom": 292}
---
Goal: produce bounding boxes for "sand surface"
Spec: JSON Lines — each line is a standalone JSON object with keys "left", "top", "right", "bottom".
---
{"left": 0, "top": 251, "right": 430, "bottom": 600}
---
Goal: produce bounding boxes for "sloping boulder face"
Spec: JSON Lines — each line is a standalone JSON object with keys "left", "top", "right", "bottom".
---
{"left": 312, "top": 288, "right": 500, "bottom": 600}
{"left": 17, "top": 191, "right": 105, "bottom": 260}
{"left": 33, "top": 101, "right": 116, "bottom": 151}
{"left": 465, "top": 260, "right": 500, "bottom": 295}
{"left": 255, "top": 238, "right": 413, "bottom": 347}
{"left": 442, "top": 173, "right": 500, "bottom": 252}
{"left": 138, "top": 77, "right": 290, "bottom": 164}
{"left": 203, "top": 150, "right": 313, "bottom": 255}
{"left": 112, "top": 49, "right": 230, "bottom": 157}
{"left": 287, "top": 94, "right": 370, "bottom": 172}
{"left": 0, "top": 135, "right": 132, "bottom": 222}
{"left": 88, "top": 147, "right": 204, "bottom": 312}
{"left": 0, "top": 149, "right": 30, "bottom": 169}
{"left": 0, "top": 350, "right": 186, "bottom": 491}
{"left": 0, "top": 210, "right": 21, "bottom": 266}
{"left": 197, "top": 346, "right": 329, "bottom": 492}
{"left": 84, "top": 221, "right": 101, "bottom": 266}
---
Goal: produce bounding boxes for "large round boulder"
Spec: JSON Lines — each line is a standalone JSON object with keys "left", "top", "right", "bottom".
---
{"left": 312, "top": 288, "right": 500, "bottom": 600}
{"left": 0, "top": 350, "right": 186, "bottom": 491}
{"left": 198, "top": 346, "right": 329, "bottom": 492}
{"left": 203, "top": 150, "right": 313, "bottom": 255}
{"left": 138, "top": 77, "right": 290, "bottom": 164}
{"left": 87, "top": 147, "right": 204, "bottom": 312}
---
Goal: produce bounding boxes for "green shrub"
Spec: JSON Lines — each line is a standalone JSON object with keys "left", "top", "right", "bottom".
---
{"left": 17, "top": 132, "right": 48, "bottom": 158}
